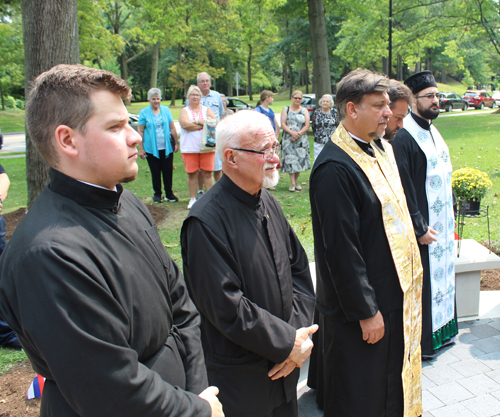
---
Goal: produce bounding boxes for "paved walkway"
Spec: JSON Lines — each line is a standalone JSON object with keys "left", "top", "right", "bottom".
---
{"left": 297, "top": 291, "right": 500, "bottom": 417}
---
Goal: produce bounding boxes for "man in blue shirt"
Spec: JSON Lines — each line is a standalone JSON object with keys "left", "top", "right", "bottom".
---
{"left": 197, "top": 72, "right": 225, "bottom": 192}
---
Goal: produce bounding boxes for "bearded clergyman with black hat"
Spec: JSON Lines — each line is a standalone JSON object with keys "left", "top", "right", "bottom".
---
{"left": 392, "top": 71, "right": 458, "bottom": 360}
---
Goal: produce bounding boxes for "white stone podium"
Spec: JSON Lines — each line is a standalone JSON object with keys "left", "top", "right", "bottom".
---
{"left": 455, "top": 239, "right": 500, "bottom": 318}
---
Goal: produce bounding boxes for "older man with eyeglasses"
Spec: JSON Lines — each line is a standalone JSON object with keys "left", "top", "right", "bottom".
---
{"left": 392, "top": 71, "right": 458, "bottom": 360}
{"left": 181, "top": 110, "right": 317, "bottom": 417}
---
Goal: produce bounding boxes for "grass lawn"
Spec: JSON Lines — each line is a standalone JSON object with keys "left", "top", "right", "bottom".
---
{"left": 434, "top": 112, "right": 500, "bottom": 244}
{"left": 0, "top": 111, "right": 498, "bottom": 373}
{"left": 0, "top": 109, "right": 26, "bottom": 133}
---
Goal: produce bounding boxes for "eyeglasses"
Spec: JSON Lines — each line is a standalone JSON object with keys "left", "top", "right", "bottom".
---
{"left": 292, "top": 96, "right": 303, "bottom": 100}
{"left": 190, "top": 94, "right": 201, "bottom": 97}
{"left": 231, "top": 144, "right": 281, "bottom": 160}
{"left": 414, "top": 93, "right": 443, "bottom": 100}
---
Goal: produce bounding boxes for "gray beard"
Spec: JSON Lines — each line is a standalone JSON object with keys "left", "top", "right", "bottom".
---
{"left": 262, "top": 170, "right": 280, "bottom": 189}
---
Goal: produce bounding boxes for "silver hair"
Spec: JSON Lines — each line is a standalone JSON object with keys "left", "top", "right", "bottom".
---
{"left": 320, "top": 94, "right": 334, "bottom": 107}
{"left": 147, "top": 88, "right": 162, "bottom": 101}
{"left": 216, "top": 110, "right": 273, "bottom": 161}
{"left": 197, "top": 72, "right": 211, "bottom": 83}
{"left": 186, "top": 85, "right": 202, "bottom": 100}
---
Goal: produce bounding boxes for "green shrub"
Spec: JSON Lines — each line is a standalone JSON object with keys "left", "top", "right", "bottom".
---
{"left": 4, "top": 96, "right": 17, "bottom": 109}
{"left": 15, "top": 99, "right": 24, "bottom": 110}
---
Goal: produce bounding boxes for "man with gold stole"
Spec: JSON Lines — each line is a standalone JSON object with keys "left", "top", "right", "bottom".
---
{"left": 392, "top": 71, "right": 458, "bottom": 359}
{"left": 309, "top": 69, "right": 423, "bottom": 417}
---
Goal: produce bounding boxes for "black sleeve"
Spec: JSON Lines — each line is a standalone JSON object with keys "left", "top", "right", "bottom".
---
{"left": 0, "top": 246, "right": 211, "bottom": 417}
{"left": 182, "top": 218, "right": 296, "bottom": 365}
{"left": 166, "top": 257, "right": 209, "bottom": 395}
{"left": 311, "top": 110, "right": 317, "bottom": 133}
{"left": 286, "top": 219, "right": 316, "bottom": 329}
{"left": 392, "top": 129, "right": 429, "bottom": 238}
{"left": 310, "top": 162, "right": 378, "bottom": 321}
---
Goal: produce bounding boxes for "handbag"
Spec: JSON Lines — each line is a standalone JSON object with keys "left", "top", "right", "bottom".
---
{"left": 200, "top": 117, "right": 217, "bottom": 152}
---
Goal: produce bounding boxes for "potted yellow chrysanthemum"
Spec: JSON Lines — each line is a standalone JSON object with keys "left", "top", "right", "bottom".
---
{"left": 452, "top": 167, "right": 493, "bottom": 214}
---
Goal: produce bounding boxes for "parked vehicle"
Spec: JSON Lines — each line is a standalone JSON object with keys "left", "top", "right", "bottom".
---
{"left": 128, "top": 113, "right": 139, "bottom": 130}
{"left": 439, "top": 92, "right": 468, "bottom": 112}
{"left": 301, "top": 93, "right": 336, "bottom": 113}
{"left": 225, "top": 97, "right": 253, "bottom": 112}
{"left": 301, "top": 94, "right": 316, "bottom": 113}
{"left": 462, "top": 91, "right": 495, "bottom": 110}
{"left": 492, "top": 92, "right": 500, "bottom": 107}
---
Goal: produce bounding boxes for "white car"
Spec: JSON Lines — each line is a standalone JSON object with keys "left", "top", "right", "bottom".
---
{"left": 492, "top": 92, "right": 500, "bottom": 107}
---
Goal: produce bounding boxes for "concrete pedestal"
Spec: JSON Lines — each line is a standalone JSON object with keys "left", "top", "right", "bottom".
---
{"left": 455, "top": 239, "right": 500, "bottom": 318}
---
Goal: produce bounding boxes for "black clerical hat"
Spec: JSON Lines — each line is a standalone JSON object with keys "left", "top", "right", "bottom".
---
{"left": 404, "top": 71, "right": 437, "bottom": 95}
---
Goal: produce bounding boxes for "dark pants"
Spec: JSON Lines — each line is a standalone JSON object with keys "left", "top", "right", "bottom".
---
{"left": 0, "top": 215, "right": 20, "bottom": 349}
{"left": 146, "top": 150, "right": 174, "bottom": 198}
{"left": 323, "top": 310, "right": 404, "bottom": 417}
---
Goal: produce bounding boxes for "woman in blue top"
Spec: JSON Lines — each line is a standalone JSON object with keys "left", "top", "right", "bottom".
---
{"left": 138, "top": 88, "right": 179, "bottom": 203}
{"left": 254, "top": 90, "right": 279, "bottom": 141}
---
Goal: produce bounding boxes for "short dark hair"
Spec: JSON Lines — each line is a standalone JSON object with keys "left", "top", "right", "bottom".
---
{"left": 335, "top": 68, "right": 390, "bottom": 121}
{"left": 26, "top": 64, "right": 131, "bottom": 167}
{"left": 387, "top": 79, "right": 413, "bottom": 109}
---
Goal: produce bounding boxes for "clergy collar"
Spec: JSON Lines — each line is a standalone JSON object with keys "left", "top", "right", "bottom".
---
{"left": 410, "top": 111, "right": 432, "bottom": 131}
{"left": 48, "top": 168, "right": 123, "bottom": 211}
{"left": 219, "top": 174, "right": 262, "bottom": 208}
{"left": 347, "top": 132, "right": 376, "bottom": 157}
{"left": 373, "top": 138, "right": 385, "bottom": 152}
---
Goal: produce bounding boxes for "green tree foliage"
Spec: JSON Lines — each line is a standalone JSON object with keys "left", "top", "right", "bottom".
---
{"left": 0, "top": 16, "right": 24, "bottom": 110}
{"left": 78, "top": 0, "right": 124, "bottom": 69}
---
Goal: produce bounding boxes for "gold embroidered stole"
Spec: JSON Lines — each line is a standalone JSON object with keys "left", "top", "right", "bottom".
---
{"left": 332, "top": 124, "right": 423, "bottom": 417}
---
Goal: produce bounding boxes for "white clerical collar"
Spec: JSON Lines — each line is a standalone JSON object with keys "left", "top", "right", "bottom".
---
{"left": 78, "top": 180, "right": 117, "bottom": 192}
{"left": 347, "top": 132, "right": 370, "bottom": 144}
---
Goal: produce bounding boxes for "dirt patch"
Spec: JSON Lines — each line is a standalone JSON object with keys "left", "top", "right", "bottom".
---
{"left": 3, "top": 204, "right": 168, "bottom": 242}
{"left": 479, "top": 241, "right": 500, "bottom": 291}
{"left": 0, "top": 361, "right": 40, "bottom": 416}
{"left": 3, "top": 208, "right": 26, "bottom": 242}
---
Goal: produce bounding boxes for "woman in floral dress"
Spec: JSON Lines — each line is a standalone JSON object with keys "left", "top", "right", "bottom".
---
{"left": 311, "top": 94, "right": 338, "bottom": 162}
{"left": 280, "top": 90, "right": 311, "bottom": 192}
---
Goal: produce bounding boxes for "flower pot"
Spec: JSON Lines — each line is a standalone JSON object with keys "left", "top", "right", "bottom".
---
{"left": 464, "top": 199, "right": 481, "bottom": 215}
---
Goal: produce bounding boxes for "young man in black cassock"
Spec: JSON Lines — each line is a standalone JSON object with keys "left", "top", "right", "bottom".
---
{"left": 181, "top": 110, "right": 317, "bottom": 417}
{"left": 309, "top": 69, "right": 423, "bottom": 417}
{"left": 392, "top": 71, "right": 458, "bottom": 359}
{"left": 0, "top": 65, "right": 223, "bottom": 417}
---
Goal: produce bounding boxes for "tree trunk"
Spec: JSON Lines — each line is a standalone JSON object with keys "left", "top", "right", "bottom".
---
{"left": 415, "top": 61, "right": 421, "bottom": 73}
{"left": 247, "top": 43, "right": 252, "bottom": 101}
{"left": 21, "top": 0, "right": 80, "bottom": 209}
{"left": 170, "top": 87, "right": 177, "bottom": 106}
{"left": 307, "top": 0, "right": 330, "bottom": 108}
{"left": 397, "top": 54, "right": 402, "bottom": 81}
{"left": 283, "top": 65, "right": 288, "bottom": 90}
{"left": 0, "top": 84, "right": 4, "bottom": 111}
{"left": 227, "top": 57, "right": 233, "bottom": 96}
{"left": 150, "top": 41, "right": 159, "bottom": 89}
{"left": 382, "top": 57, "right": 388, "bottom": 76}
{"left": 426, "top": 49, "right": 432, "bottom": 72}
{"left": 305, "top": 60, "right": 309, "bottom": 94}
{"left": 171, "top": 44, "right": 182, "bottom": 106}
{"left": 288, "top": 64, "right": 293, "bottom": 98}
{"left": 119, "top": 52, "right": 128, "bottom": 81}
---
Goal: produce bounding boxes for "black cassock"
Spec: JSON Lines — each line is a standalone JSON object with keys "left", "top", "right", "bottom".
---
{"left": 181, "top": 175, "right": 315, "bottom": 417}
{"left": 308, "top": 139, "right": 405, "bottom": 417}
{"left": 0, "top": 169, "right": 210, "bottom": 417}
{"left": 392, "top": 112, "right": 458, "bottom": 357}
